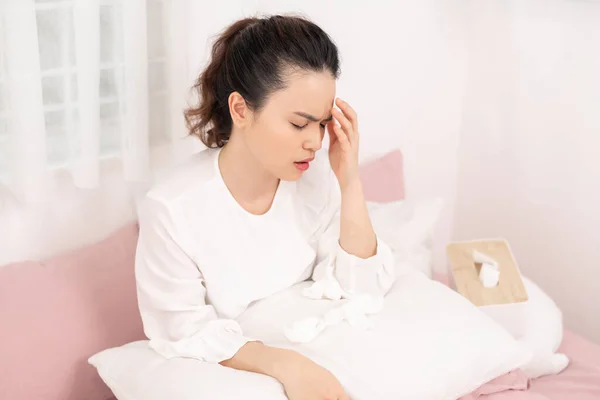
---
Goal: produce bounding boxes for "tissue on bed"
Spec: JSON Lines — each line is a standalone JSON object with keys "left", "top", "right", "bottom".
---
{"left": 285, "top": 265, "right": 385, "bottom": 344}
{"left": 284, "top": 292, "right": 385, "bottom": 343}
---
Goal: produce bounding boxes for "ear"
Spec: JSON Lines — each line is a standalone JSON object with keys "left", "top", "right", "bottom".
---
{"left": 228, "top": 92, "right": 251, "bottom": 127}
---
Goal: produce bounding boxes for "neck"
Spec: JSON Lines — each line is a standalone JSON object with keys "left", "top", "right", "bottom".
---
{"left": 218, "top": 134, "right": 279, "bottom": 205}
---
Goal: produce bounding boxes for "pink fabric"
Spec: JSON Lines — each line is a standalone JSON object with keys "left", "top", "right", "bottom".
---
{"left": 521, "top": 333, "right": 600, "bottom": 400}
{"left": 466, "top": 338, "right": 600, "bottom": 400}
{"left": 434, "top": 272, "right": 600, "bottom": 399}
{"left": 0, "top": 223, "right": 145, "bottom": 400}
{"left": 359, "top": 149, "right": 405, "bottom": 202}
{"left": 459, "top": 370, "right": 532, "bottom": 399}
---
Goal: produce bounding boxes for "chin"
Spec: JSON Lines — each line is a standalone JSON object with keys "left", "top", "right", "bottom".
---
{"left": 279, "top": 171, "right": 303, "bottom": 182}
{"left": 277, "top": 166, "right": 304, "bottom": 182}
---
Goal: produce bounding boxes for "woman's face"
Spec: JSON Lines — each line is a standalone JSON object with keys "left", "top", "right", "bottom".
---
{"left": 242, "top": 70, "right": 336, "bottom": 181}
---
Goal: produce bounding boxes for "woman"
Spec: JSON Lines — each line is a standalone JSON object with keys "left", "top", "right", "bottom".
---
{"left": 135, "top": 14, "right": 395, "bottom": 400}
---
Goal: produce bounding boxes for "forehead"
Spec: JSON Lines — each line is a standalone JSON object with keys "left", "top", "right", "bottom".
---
{"left": 266, "top": 70, "right": 336, "bottom": 117}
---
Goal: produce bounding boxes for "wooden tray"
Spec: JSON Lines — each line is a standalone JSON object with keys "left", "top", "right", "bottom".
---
{"left": 446, "top": 239, "right": 528, "bottom": 307}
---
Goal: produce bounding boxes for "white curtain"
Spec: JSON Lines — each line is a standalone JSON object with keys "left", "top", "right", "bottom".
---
{"left": 455, "top": 0, "right": 600, "bottom": 340}
{"left": 0, "top": 0, "right": 197, "bottom": 203}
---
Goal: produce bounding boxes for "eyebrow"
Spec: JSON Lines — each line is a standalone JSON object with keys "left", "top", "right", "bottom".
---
{"left": 294, "top": 112, "right": 333, "bottom": 123}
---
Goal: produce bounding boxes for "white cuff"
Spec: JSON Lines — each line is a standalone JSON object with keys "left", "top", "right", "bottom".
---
{"left": 334, "top": 236, "right": 395, "bottom": 295}
{"left": 149, "top": 320, "right": 254, "bottom": 364}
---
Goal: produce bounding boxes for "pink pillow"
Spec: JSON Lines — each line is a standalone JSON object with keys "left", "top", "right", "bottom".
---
{"left": 359, "top": 149, "right": 405, "bottom": 202}
{"left": 0, "top": 223, "right": 144, "bottom": 400}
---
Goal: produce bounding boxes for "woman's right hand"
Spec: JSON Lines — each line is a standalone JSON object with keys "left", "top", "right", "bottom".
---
{"left": 277, "top": 351, "right": 350, "bottom": 400}
{"left": 220, "top": 342, "right": 349, "bottom": 399}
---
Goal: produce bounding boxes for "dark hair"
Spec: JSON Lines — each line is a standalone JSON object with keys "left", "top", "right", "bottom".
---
{"left": 184, "top": 14, "right": 341, "bottom": 148}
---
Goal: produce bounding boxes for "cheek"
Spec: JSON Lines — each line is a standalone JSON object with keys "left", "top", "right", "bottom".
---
{"left": 250, "top": 121, "right": 299, "bottom": 159}
{"left": 265, "top": 122, "right": 302, "bottom": 148}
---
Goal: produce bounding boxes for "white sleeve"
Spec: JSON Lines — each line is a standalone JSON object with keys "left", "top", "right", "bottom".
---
{"left": 134, "top": 196, "right": 252, "bottom": 363}
{"left": 311, "top": 169, "right": 396, "bottom": 296}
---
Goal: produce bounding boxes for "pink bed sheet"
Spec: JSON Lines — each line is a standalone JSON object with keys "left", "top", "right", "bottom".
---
{"left": 464, "top": 329, "right": 600, "bottom": 400}
{"left": 431, "top": 273, "right": 600, "bottom": 399}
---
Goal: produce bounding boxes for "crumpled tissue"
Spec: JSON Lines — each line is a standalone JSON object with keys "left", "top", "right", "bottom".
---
{"left": 284, "top": 266, "right": 384, "bottom": 343}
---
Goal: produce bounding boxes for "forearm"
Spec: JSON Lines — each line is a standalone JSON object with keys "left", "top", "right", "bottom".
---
{"left": 220, "top": 341, "right": 294, "bottom": 383}
{"left": 223, "top": 341, "right": 348, "bottom": 399}
{"left": 339, "top": 179, "right": 377, "bottom": 259}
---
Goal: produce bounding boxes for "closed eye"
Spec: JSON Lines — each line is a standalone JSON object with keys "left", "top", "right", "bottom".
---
{"left": 291, "top": 122, "right": 328, "bottom": 130}
{"left": 291, "top": 123, "right": 306, "bottom": 130}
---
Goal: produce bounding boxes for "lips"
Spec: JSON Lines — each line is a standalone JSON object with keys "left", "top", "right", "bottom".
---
{"left": 294, "top": 157, "right": 314, "bottom": 172}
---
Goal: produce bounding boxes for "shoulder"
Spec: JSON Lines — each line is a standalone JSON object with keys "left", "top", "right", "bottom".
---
{"left": 145, "top": 148, "right": 220, "bottom": 207}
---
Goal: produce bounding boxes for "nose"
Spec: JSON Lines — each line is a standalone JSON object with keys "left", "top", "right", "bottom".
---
{"left": 302, "top": 126, "right": 323, "bottom": 152}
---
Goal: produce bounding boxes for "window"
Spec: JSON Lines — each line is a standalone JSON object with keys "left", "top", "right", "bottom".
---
{"left": 0, "top": 0, "right": 171, "bottom": 175}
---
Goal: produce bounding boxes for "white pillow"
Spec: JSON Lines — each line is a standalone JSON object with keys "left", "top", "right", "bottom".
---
{"left": 90, "top": 272, "right": 530, "bottom": 400}
{"left": 483, "top": 276, "right": 568, "bottom": 379}
{"left": 89, "top": 341, "right": 288, "bottom": 400}
{"left": 367, "top": 197, "right": 444, "bottom": 278}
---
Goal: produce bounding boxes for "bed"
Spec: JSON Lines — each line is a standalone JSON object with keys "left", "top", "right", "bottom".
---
{"left": 1, "top": 148, "right": 599, "bottom": 400}
{"left": 530, "top": 330, "right": 600, "bottom": 399}
{"left": 431, "top": 273, "right": 600, "bottom": 399}
{"left": 470, "top": 330, "right": 600, "bottom": 399}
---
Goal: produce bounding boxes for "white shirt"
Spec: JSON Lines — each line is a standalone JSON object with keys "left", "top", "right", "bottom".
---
{"left": 134, "top": 148, "right": 395, "bottom": 363}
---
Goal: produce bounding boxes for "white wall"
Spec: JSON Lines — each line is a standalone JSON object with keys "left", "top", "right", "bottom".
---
{"left": 454, "top": 1, "right": 600, "bottom": 343}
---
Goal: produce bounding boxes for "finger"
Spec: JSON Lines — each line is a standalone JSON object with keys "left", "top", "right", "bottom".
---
{"left": 332, "top": 105, "right": 358, "bottom": 144}
{"left": 335, "top": 98, "right": 358, "bottom": 132}
{"left": 327, "top": 120, "right": 337, "bottom": 147}
{"left": 332, "top": 122, "right": 352, "bottom": 152}
{"left": 332, "top": 108, "right": 353, "bottom": 143}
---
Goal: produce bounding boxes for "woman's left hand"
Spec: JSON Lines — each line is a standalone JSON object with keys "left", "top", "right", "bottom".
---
{"left": 327, "top": 98, "right": 360, "bottom": 190}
